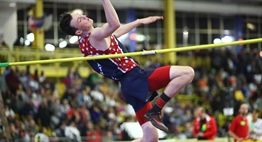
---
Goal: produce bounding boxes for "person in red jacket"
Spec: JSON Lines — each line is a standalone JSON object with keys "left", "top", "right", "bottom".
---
{"left": 192, "top": 107, "right": 217, "bottom": 140}
{"left": 228, "top": 103, "right": 249, "bottom": 142}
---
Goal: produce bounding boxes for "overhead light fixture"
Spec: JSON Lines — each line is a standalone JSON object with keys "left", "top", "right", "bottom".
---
{"left": 59, "top": 40, "right": 67, "bottom": 48}
{"left": 213, "top": 38, "right": 221, "bottom": 44}
{"left": 24, "top": 40, "right": 30, "bottom": 46}
{"left": 45, "top": 44, "right": 55, "bottom": 52}
{"left": 221, "top": 36, "right": 234, "bottom": 43}
{"left": 247, "top": 23, "right": 255, "bottom": 31}
{"left": 26, "top": 33, "right": 34, "bottom": 42}
{"left": 136, "top": 34, "right": 146, "bottom": 42}
{"left": 183, "top": 31, "right": 188, "bottom": 36}
{"left": 224, "top": 30, "right": 230, "bottom": 35}
{"left": 72, "top": 9, "right": 83, "bottom": 15}
{"left": 9, "top": 3, "right": 16, "bottom": 7}
{"left": 69, "top": 36, "right": 78, "bottom": 44}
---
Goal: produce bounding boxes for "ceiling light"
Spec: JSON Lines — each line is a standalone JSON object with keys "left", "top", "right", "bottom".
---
{"left": 59, "top": 41, "right": 67, "bottom": 48}
{"left": 45, "top": 44, "right": 55, "bottom": 52}
{"left": 9, "top": 3, "right": 16, "bottom": 7}
{"left": 221, "top": 36, "right": 234, "bottom": 43}
{"left": 24, "top": 40, "right": 30, "bottom": 46}
{"left": 69, "top": 36, "right": 78, "bottom": 44}
{"left": 213, "top": 38, "right": 221, "bottom": 44}
{"left": 26, "top": 33, "right": 34, "bottom": 42}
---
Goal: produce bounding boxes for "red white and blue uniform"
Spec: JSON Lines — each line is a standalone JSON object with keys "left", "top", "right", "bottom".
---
{"left": 79, "top": 34, "right": 139, "bottom": 80}
{"left": 79, "top": 34, "right": 171, "bottom": 125}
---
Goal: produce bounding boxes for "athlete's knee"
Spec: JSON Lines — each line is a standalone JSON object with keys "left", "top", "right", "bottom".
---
{"left": 184, "top": 66, "right": 195, "bottom": 82}
{"left": 171, "top": 66, "right": 194, "bottom": 83}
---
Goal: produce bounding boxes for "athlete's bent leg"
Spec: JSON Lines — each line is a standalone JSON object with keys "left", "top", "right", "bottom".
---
{"left": 165, "top": 66, "right": 194, "bottom": 96}
{"left": 145, "top": 66, "right": 194, "bottom": 131}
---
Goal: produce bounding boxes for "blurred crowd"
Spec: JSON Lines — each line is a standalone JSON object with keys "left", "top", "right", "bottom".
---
{"left": 0, "top": 47, "right": 261, "bottom": 141}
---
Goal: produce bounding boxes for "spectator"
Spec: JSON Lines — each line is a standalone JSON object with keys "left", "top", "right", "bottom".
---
{"left": 39, "top": 71, "right": 46, "bottom": 84}
{"left": 16, "top": 83, "right": 29, "bottom": 103}
{"left": 3, "top": 67, "right": 10, "bottom": 77}
{"left": 63, "top": 67, "right": 74, "bottom": 87}
{"left": 36, "top": 99, "right": 52, "bottom": 128}
{"left": 77, "top": 104, "right": 91, "bottom": 128}
{"left": 18, "top": 70, "right": 28, "bottom": 88}
{"left": 32, "top": 69, "right": 39, "bottom": 82}
{"left": 64, "top": 121, "right": 81, "bottom": 142}
{"left": 90, "top": 86, "right": 104, "bottom": 102}
{"left": 0, "top": 71, "right": 8, "bottom": 92}
{"left": 10, "top": 123, "right": 19, "bottom": 141}
{"left": 184, "top": 122, "right": 193, "bottom": 138}
{"left": 228, "top": 103, "right": 249, "bottom": 142}
{"left": 74, "top": 67, "right": 81, "bottom": 78}
{"left": 86, "top": 122, "right": 102, "bottom": 142}
{"left": 77, "top": 87, "right": 91, "bottom": 107}
{"left": 5, "top": 68, "right": 21, "bottom": 95}
{"left": 25, "top": 65, "right": 31, "bottom": 77}
{"left": 26, "top": 118, "right": 39, "bottom": 135}
{"left": 249, "top": 109, "right": 262, "bottom": 140}
{"left": 192, "top": 107, "right": 217, "bottom": 140}
{"left": 27, "top": 75, "right": 39, "bottom": 91}
{"left": 60, "top": 99, "right": 71, "bottom": 118}
{"left": 5, "top": 105, "right": 15, "bottom": 118}
{"left": 18, "top": 123, "right": 30, "bottom": 142}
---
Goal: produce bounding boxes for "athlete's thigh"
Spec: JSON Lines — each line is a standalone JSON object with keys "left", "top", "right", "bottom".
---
{"left": 169, "top": 65, "right": 194, "bottom": 80}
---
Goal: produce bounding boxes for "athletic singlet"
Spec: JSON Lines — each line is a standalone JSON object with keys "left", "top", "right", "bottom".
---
{"left": 78, "top": 34, "right": 139, "bottom": 80}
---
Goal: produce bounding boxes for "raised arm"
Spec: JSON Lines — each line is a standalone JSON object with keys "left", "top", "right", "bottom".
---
{"left": 91, "top": 0, "right": 120, "bottom": 40}
{"left": 114, "top": 16, "right": 163, "bottom": 38}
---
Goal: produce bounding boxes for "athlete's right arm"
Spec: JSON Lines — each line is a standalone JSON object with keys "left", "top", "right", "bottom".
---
{"left": 91, "top": 0, "right": 120, "bottom": 40}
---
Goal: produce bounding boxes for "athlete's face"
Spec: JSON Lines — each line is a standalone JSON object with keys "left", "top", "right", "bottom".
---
{"left": 70, "top": 13, "right": 93, "bottom": 35}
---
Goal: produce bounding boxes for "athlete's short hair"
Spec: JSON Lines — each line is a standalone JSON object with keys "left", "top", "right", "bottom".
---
{"left": 59, "top": 13, "right": 77, "bottom": 35}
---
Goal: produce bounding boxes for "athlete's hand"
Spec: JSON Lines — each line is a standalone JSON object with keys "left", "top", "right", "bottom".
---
{"left": 138, "top": 16, "right": 164, "bottom": 25}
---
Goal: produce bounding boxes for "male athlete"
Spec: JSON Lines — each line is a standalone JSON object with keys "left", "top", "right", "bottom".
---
{"left": 59, "top": 0, "right": 194, "bottom": 141}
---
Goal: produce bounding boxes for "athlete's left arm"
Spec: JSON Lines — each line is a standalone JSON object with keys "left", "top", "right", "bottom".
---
{"left": 113, "top": 16, "right": 163, "bottom": 38}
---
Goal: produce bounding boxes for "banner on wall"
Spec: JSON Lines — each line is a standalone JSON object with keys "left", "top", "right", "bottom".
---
{"left": 28, "top": 15, "right": 45, "bottom": 30}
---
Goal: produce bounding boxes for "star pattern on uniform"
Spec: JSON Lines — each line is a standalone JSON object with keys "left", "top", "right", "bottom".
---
{"left": 79, "top": 35, "right": 138, "bottom": 72}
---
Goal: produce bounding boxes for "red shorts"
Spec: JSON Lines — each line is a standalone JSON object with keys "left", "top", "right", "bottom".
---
{"left": 148, "top": 66, "right": 171, "bottom": 91}
{"left": 136, "top": 66, "right": 171, "bottom": 125}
